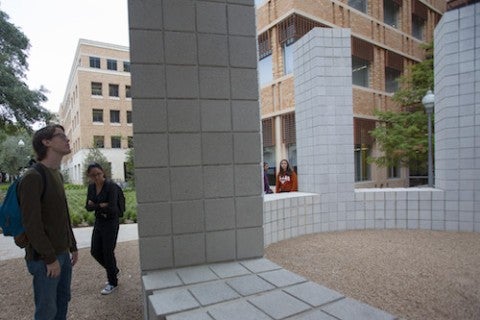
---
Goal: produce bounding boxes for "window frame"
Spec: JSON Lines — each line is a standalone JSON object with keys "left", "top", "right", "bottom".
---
{"left": 123, "top": 61, "right": 130, "bottom": 72}
{"left": 109, "top": 84, "right": 119, "bottom": 97}
{"left": 111, "top": 136, "right": 122, "bottom": 149}
{"left": 93, "top": 136, "right": 105, "bottom": 148}
{"left": 110, "top": 110, "right": 120, "bottom": 124}
{"left": 89, "top": 56, "right": 101, "bottom": 68}
{"left": 92, "top": 109, "right": 103, "bottom": 123}
{"left": 91, "top": 82, "right": 103, "bottom": 96}
{"left": 107, "top": 59, "right": 117, "bottom": 71}
{"left": 352, "top": 56, "right": 370, "bottom": 88}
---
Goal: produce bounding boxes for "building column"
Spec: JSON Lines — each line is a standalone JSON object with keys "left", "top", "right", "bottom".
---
{"left": 129, "top": 0, "right": 263, "bottom": 270}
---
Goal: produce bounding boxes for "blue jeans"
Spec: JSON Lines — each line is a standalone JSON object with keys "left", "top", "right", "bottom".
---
{"left": 26, "top": 252, "right": 72, "bottom": 320}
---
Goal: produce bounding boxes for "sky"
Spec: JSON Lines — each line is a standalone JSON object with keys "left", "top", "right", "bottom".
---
{"left": 1, "top": 0, "right": 130, "bottom": 112}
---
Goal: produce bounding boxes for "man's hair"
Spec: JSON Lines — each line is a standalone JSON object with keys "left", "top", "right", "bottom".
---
{"left": 32, "top": 124, "right": 65, "bottom": 161}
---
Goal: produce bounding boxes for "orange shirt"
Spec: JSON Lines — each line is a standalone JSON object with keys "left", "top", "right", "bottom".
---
{"left": 276, "top": 171, "right": 298, "bottom": 192}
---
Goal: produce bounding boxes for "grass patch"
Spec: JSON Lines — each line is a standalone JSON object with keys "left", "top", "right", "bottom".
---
{"left": 0, "top": 183, "right": 137, "bottom": 227}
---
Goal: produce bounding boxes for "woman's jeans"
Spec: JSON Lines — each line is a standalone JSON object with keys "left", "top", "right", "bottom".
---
{"left": 27, "top": 252, "right": 72, "bottom": 320}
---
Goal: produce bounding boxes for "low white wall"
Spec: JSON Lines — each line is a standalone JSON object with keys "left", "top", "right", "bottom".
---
{"left": 263, "top": 188, "right": 478, "bottom": 248}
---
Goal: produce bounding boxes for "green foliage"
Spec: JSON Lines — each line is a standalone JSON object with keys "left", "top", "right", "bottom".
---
{"left": 392, "top": 42, "right": 434, "bottom": 108}
{"left": 368, "top": 110, "right": 429, "bottom": 171}
{"left": 82, "top": 147, "right": 111, "bottom": 185}
{"left": 63, "top": 184, "right": 137, "bottom": 227}
{"left": 1, "top": 182, "right": 138, "bottom": 227}
{"left": 125, "top": 148, "right": 135, "bottom": 187}
{"left": 369, "top": 42, "right": 433, "bottom": 170}
{"left": 0, "top": 131, "right": 34, "bottom": 176}
{"left": 0, "top": 10, "right": 53, "bottom": 132}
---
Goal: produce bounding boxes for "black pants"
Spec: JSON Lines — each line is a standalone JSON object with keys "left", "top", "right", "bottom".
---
{"left": 91, "top": 217, "right": 119, "bottom": 286}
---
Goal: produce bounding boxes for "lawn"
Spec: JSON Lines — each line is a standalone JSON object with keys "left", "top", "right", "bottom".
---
{"left": 0, "top": 183, "right": 137, "bottom": 227}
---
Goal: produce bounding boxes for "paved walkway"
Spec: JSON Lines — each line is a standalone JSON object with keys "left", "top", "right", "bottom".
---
{"left": 0, "top": 223, "right": 139, "bottom": 261}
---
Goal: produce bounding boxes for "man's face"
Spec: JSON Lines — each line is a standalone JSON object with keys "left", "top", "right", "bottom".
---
{"left": 48, "top": 128, "right": 71, "bottom": 155}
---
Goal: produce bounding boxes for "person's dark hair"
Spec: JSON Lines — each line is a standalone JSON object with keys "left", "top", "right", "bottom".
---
{"left": 279, "top": 159, "right": 293, "bottom": 175}
{"left": 32, "top": 124, "right": 65, "bottom": 161}
{"left": 87, "top": 162, "right": 104, "bottom": 174}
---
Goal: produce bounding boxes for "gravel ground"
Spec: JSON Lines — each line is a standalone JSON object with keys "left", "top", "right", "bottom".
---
{"left": 1, "top": 230, "right": 479, "bottom": 320}
{"left": 266, "top": 230, "right": 480, "bottom": 320}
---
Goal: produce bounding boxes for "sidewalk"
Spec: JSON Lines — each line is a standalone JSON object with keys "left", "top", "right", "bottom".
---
{"left": 0, "top": 223, "right": 138, "bottom": 261}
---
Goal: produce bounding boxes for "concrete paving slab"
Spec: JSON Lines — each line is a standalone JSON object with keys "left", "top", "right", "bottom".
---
{"left": 286, "top": 308, "right": 338, "bottom": 320}
{"left": 322, "top": 297, "right": 396, "bottom": 320}
{"left": 208, "top": 261, "right": 252, "bottom": 278}
{"left": 207, "top": 300, "right": 272, "bottom": 320}
{"left": 283, "top": 281, "right": 344, "bottom": 307}
{"left": 248, "top": 290, "right": 311, "bottom": 320}
{"left": 167, "top": 310, "right": 213, "bottom": 320}
{"left": 226, "top": 274, "right": 275, "bottom": 296}
{"left": 240, "top": 257, "right": 282, "bottom": 273}
{"left": 143, "top": 269, "right": 183, "bottom": 292}
{"left": 188, "top": 281, "right": 240, "bottom": 306}
{"left": 176, "top": 265, "right": 219, "bottom": 284}
{"left": 149, "top": 288, "right": 199, "bottom": 316}
{"left": 258, "top": 268, "right": 307, "bottom": 287}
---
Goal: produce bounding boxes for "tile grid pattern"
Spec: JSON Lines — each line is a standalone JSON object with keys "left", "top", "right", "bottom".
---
{"left": 141, "top": 258, "right": 395, "bottom": 320}
{"left": 293, "top": 28, "right": 356, "bottom": 232}
{"left": 129, "top": 0, "right": 264, "bottom": 272}
{"left": 434, "top": 4, "right": 480, "bottom": 232}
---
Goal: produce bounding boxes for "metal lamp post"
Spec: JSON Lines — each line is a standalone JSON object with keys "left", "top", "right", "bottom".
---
{"left": 422, "top": 90, "right": 434, "bottom": 187}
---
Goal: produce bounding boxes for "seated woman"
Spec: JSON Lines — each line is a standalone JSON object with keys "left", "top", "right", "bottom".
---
{"left": 275, "top": 159, "right": 298, "bottom": 192}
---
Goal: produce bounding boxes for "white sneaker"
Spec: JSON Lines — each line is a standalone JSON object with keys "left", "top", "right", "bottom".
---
{"left": 101, "top": 284, "right": 117, "bottom": 295}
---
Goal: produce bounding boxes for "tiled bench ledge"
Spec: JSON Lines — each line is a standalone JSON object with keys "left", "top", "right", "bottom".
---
{"left": 143, "top": 258, "right": 396, "bottom": 320}
{"left": 263, "top": 192, "right": 320, "bottom": 247}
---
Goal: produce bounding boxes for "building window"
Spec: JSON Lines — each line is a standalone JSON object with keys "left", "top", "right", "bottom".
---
{"left": 111, "top": 136, "right": 121, "bottom": 148}
{"left": 283, "top": 42, "right": 294, "bottom": 75}
{"left": 89, "top": 56, "right": 101, "bottom": 68}
{"left": 411, "top": 0, "right": 427, "bottom": 40}
{"left": 92, "top": 109, "right": 103, "bottom": 122}
{"left": 91, "top": 82, "right": 102, "bottom": 96}
{"left": 258, "top": 31, "right": 273, "bottom": 86}
{"left": 110, "top": 110, "right": 120, "bottom": 123}
{"left": 412, "top": 15, "right": 425, "bottom": 40}
{"left": 127, "top": 111, "right": 132, "bottom": 124}
{"left": 107, "top": 59, "right": 117, "bottom": 71}
{"left": 127, "top": 136, "right": 134, "bottom": 148}
{"left": 384, "top": 0, "right": 400, "bottom": 28}
{"left": 93, "top": 136, "right": 105, "bottom": 148}
{"left": 282, "top": 113, "right": 296, "bottom": 145}
{"left": 352, "top": 56, "right": 370, "bottom": 87}
{"left": 109, "top": 84, "right": 119, "bottom": 97}
{"left": 385, "top": 51, "right": 403, "bottom": 93}
{"left": 349, "top": 0, "right": 367, "bottom": 13}
{"left": 123, "top": 61, "right": 130, "bottom": 72}
{"left": 385, "top": 67, "right": 401, "bottom": 92}
{"left": 388, "top": 164, "right": 400, "bottom": 178}
{"left": 277, "top": 14, "right": 326, "bottom": 77}
{"left": 125, "top": 85, "right": 131, "bottom": 98}
{"left": 354, "top": 118, "right": 375, "bottom": 182}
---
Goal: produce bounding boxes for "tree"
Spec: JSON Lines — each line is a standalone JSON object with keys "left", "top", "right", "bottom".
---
{"left": 0, "top": 9, "right": 53, "bottom": 133}
{"left": 369, "top": 43, "right": 434, "bottom": 171}
{"left": 0, "top": 132, "right": 34, "bottom": 178}
{"left": 82, "top": 148, "right": 111, "bottom": 185}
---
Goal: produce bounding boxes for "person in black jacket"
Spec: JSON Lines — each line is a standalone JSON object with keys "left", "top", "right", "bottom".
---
{"left": 85, "top": 162, "right": 120, "bottom": 295}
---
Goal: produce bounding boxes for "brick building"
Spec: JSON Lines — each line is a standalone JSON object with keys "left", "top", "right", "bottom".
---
{"left": 256, "top": 0, "right": 446, "bottom": 188}
{"left": 59, "top": 39, "right": 132, "bottom": 184}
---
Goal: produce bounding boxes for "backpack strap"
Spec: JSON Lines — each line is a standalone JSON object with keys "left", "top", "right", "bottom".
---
{"left": 31, "top": 162, "right": 47, "bottom": 201}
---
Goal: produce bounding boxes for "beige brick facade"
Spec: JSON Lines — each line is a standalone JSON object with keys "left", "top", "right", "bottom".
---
{"left": 257, "top": 0, "right": 445, "bottom": 188}
{"left": 59, "top": 39, "right": 132, "bottom": 184}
